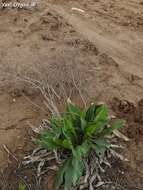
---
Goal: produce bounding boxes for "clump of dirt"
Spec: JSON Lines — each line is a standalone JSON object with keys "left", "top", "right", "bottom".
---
{"left": 111, "top": 98, "right": 143, "bottom": 188}
{"left": 111, "top": 98, "right": 143, "bottom": 141}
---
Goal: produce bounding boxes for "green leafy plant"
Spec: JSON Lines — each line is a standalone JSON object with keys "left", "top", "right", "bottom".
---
{"left": 36, "top": 102, "right": 124, "bottom": 190}
{"left": 19, "top": 182, "right": 26, "bottom": 190}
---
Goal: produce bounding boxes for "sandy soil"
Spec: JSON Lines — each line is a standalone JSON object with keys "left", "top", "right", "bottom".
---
{"left": 0, "top": 0, "right": 143, "bottom": 189}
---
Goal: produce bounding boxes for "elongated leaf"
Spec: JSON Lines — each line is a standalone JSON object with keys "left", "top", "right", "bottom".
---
{"left": 37, "top": 138, "right": 62, "bottom": 150}
{"left": 85, "top": 104, "right": 97, "bottom": 122}
{"left": 71, "top": 156, "right": 84, "bottom": 185}
{"left": 55, "top": 158, "right": 72, "bottom": 190}
{"left": 99, "top": 120, "right": 124, "bottom": 137}
{"left": 71, "top": 141, "right": 90, "bottom": 184}
{"left": 64, "top": 162, "right": 74, "bottom": 190}
{"left": 62, "top": 118, "right": 75, "bottom": 147}
{"left": 67, "top": 102, "right": 81, "bottom": 116}
{"left": 85, "top": 105, "right": 108, "bottom": 137}
{"left": 80, "top": 117, "right": 87, "bottom": 131}
{"left": 62, "top": 139, "right": 72, "bottom": 149}
{"left": 111, "top": 120, "right": 124, "bottom": 130}
{"left": 94, "top": 105, "right": 108, "bottom": 123}
{"left": 55, "top": 156, "right": 84, "bottom": 190}
{"left": 95, "top": 139, "right": 110, "bottom": 148}
{"left": 85, "top": 120, "right": 107, "bottom": 137}
{"left": 63, "top": 117, "right": 77, "bottom": 139}
{"left": 66, "top": 103, "right": 83, "bottom": 136}
{"left": 19, "top": 183, "right": 26, "bottom": 190}
{"left": 50, "top": 115, "right": 62, "bottom": 130}
{"left": 90, "top": 141, "right": 107, "bottom": 156}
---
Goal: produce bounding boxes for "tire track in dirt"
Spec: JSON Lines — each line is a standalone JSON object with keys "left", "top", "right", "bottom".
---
{"left": 50, "top": 4, "right": 143, "bottom": 84}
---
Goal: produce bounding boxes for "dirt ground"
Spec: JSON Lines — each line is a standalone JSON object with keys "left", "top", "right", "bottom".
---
{"left": 0, "top": 0, "right": 143, "bottom": 189}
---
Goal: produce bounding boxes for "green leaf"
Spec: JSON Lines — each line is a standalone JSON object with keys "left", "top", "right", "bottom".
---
{"left": 62, "top": 139, "right": 72, "bottom": 149}
{"left": 67, "top": 102, "right": 81, "bottom": 116}
{"left": 111, "top": 120, "right": 124, "bottom": 130}
{"left": 62, "top": 119, "right": 75, "bottom": 148}
{"left": 80, "top": 117, "right": 87, "bottom": 131}
{"left": 64, "top": 163, "right": 74, "bottom": 190}
{"left": 37, "top": 138, "right": 61, "bottom": 150}
{"left": 90, "top": 142, "right": 106, "bottom": 156}
{"left": 19, "top": 183, "right": 26, "bottom": 190}
{"left": 63, "top": 117, "right": 77, "bottom": 139}
{"left": 95, "top": 144, "right": 106, "bottom": 156}
{"left": 55, "top": 156, "right": 84, "bottom": 190}
{"left": 85, "top": 105, "right": 108, "bottom": 137}
{"left": 51, "top": 115, "right": 61, "bottom": 127}
{"left": 70, "top": 141, "right": 90, "bottom": 184}
{"left": 71, "top": 156, "right": 84, "bottom": 185}
{"left": 85, "top": 120, "right": 107, "bottom": 137}
{"left": 85, "top": 104, "right": 97, "bottom": 122}
{"left": 99, "top": 120, "right": 125, "bottom": 137}
{"left": 94, "top": 105, "right": 108, "bottom": 123}
{"left": 95, "top": 138, "right": 110, "bottom": 147}
{"left": 55, "top": 158, "right": 71, "bottom": 190}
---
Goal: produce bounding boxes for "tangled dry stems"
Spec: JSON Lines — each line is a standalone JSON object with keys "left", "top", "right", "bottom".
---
{"left": 21, "top": 76, "right": 128, "bottom": 190}
{"left": 23, "top": 139, "right": 125, "bottom": 190}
